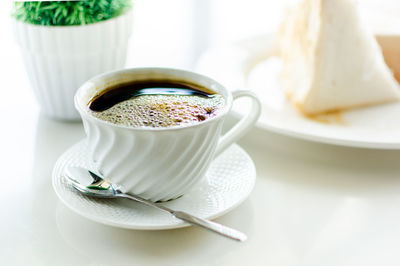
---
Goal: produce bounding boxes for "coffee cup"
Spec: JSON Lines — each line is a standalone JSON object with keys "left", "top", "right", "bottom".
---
{"left": 75, "top": 67, "right": 261, "bottom": 202}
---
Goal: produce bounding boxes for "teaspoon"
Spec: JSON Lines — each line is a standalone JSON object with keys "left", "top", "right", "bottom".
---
{"left": 64, "top": 166, "right": 247, "bottom": 242}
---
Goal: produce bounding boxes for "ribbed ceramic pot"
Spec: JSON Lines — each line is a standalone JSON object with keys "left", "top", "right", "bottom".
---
{"left": 13, "top": 10, "right": 133, "bottom": 121}
{"left": 75, "top": 68, "right": 261, "bottom": 202}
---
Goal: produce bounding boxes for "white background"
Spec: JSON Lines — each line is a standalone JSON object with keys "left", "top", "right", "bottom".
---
{"left": 1, "top": 0, "right": 399, "bottom": 126}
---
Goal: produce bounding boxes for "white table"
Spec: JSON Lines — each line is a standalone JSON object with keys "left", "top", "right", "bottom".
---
{"left": 3, "top": 101, "right": 400, "bottom": 265}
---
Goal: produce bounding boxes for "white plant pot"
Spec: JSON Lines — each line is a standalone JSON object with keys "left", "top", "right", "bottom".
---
{"left": 13, "top": 10, "right": 133, "bottom": 120}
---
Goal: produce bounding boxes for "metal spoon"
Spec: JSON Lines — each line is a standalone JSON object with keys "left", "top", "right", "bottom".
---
{"left": 64, "top": 166, "right": 247, "bottom": 242}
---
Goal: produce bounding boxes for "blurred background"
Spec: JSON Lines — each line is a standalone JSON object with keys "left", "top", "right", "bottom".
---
{"left": 1, "top": 0, "right": 400, "bottom": 114}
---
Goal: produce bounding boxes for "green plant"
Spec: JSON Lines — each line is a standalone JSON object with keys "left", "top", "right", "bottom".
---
{"left": 12, "top": 0, "right": 132, "bottom": 26}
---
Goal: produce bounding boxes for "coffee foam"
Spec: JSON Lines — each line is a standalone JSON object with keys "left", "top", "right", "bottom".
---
{"left": 91, "top": 94, "right": 224, "bottom": 128}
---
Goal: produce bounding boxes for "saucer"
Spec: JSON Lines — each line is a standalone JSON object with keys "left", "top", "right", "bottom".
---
{"left": 52, "top": 140, "right": 256, "bottom": 230}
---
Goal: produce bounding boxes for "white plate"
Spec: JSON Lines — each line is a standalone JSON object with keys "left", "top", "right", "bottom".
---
{"left": 52, "top": 140, "right": 256, "bottom": 230}
{"left": 197, "top": 34, "right": 400, "bottom": 149}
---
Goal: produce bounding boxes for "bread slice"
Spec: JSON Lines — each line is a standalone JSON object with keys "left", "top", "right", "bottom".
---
{"left": 376, "top": 35, "right": 400, "bottom": 83}
{"left": 279, "top": 0, "right": 400, "bottom": 115}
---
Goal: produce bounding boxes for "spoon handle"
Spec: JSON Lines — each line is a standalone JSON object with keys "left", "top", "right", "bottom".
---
{"left": 118, "top": 193, "right": 247, "bottom": 242}
{"left": 172, "top": 211, "right": 247, "bottom": 242}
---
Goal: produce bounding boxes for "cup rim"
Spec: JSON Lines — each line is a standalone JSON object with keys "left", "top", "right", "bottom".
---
{"left": 75, "top": 67, "right": 233, "bottom": 132}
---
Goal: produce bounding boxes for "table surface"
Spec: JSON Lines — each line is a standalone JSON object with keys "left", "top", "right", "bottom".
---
{"left": 3, "top": 1, "right": 400, "bottom": 266}
{"left": 3, "top": 104, "right": 400, "bottom": 266}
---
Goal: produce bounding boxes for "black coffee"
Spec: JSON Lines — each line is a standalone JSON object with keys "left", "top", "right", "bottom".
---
{"left": 88, "top": 80, "right": 225, "bottom": 128}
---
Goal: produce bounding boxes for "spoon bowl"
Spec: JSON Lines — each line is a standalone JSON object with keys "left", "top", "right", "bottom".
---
{"left": 65, "top": 167, "right": 116, "bottom": 198}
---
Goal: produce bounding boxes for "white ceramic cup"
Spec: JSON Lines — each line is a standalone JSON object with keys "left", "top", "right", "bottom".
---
{"left": 75, "top": 68, "right": 261, "bottom": 202}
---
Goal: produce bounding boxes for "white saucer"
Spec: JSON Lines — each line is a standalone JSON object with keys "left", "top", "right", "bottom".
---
{"left": 52, "top": 140, "right": 256, "bottom": 230}
{"left": 197, "top": 33, "right": 400, "bottom": 149}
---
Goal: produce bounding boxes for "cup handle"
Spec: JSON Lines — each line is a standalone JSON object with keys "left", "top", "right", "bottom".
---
{"left": 214, "top": 90, "right": 261, "bottom": 157}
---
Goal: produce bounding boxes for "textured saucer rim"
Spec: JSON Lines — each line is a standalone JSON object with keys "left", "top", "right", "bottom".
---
{"left": 52, "top": 140, "right": 256, "bottom": 230}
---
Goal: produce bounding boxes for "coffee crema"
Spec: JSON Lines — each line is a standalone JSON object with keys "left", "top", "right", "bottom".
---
{"left": 88, "top": 80, "right": 225, "bottom": 128}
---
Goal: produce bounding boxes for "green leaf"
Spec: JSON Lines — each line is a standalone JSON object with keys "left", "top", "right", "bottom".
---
{"left": 11, "top": 0, "right": 132, "bottom": 26}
